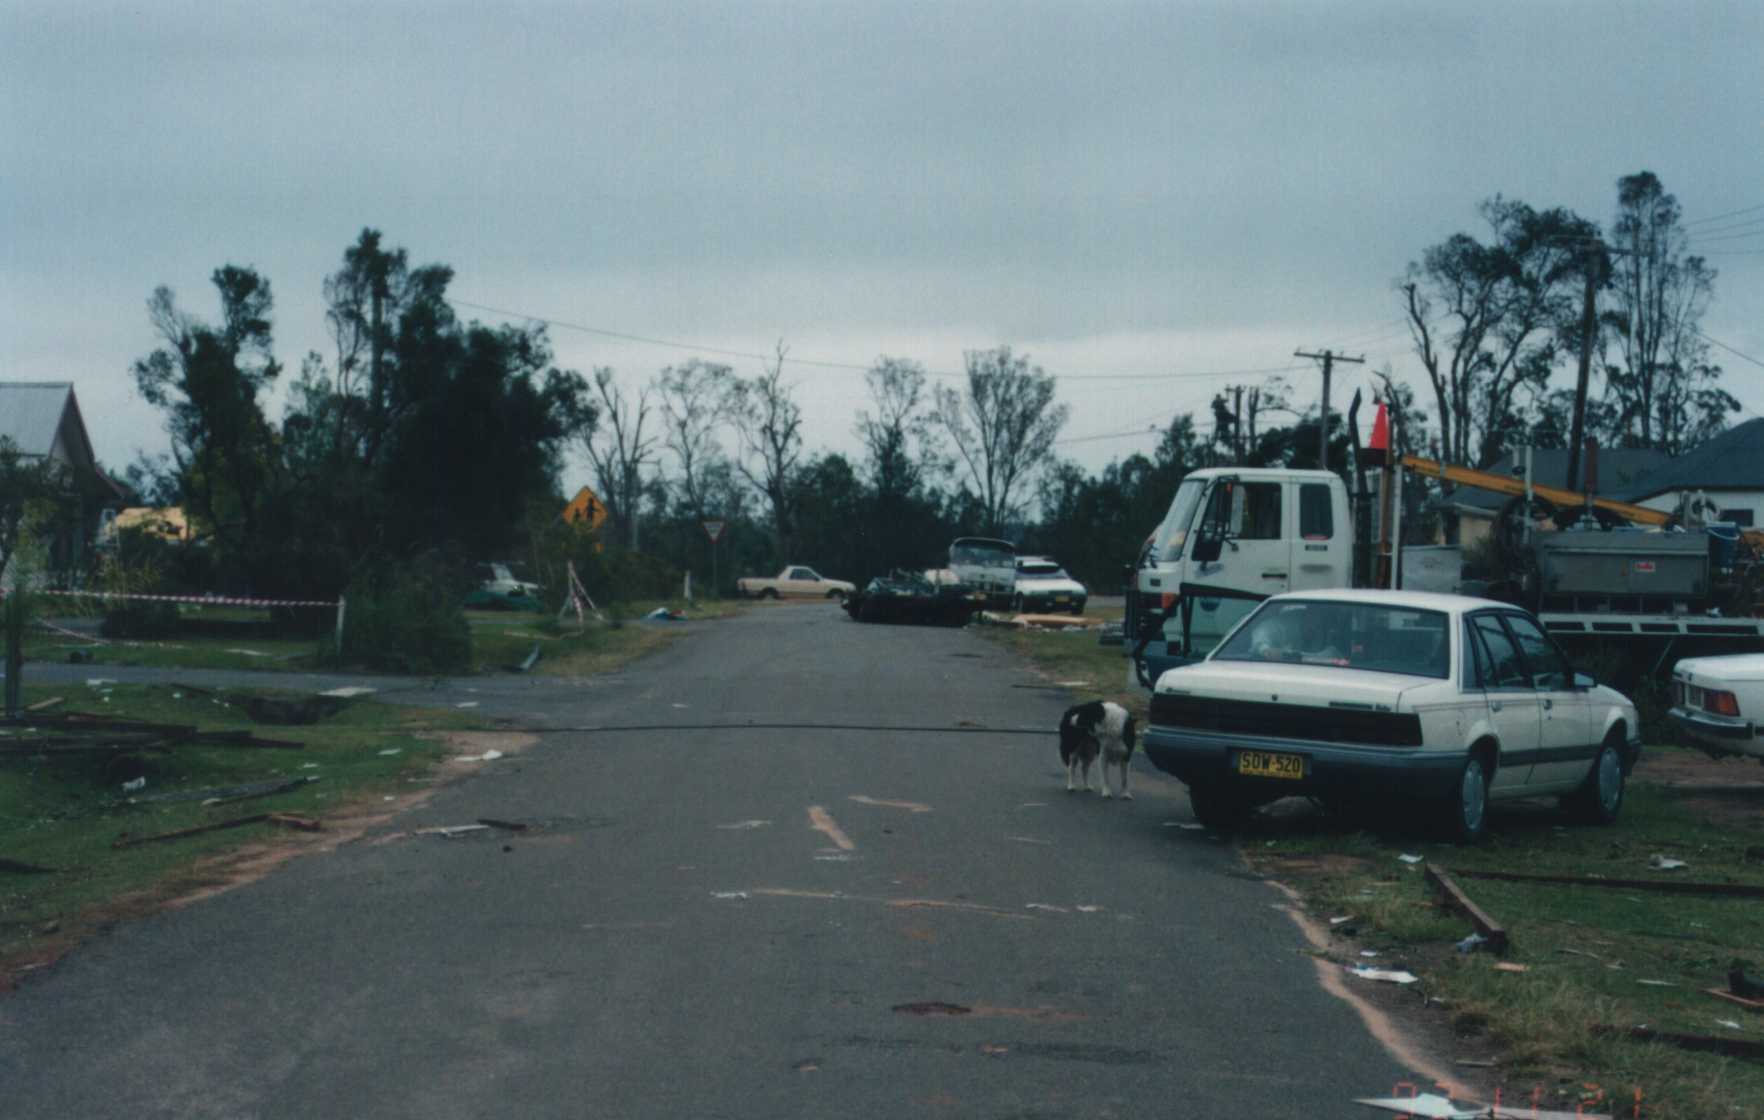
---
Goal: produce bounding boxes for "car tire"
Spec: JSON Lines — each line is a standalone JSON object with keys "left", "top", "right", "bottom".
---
{"left": 1439, "top": 755, "right": 1490, "bottom": 844}
{"left": 761, "top": 588, "right": 779, "bottom": 600}
{"left": 1012, "top": 594, "right": 1024, "bottom": 614}
{"left": 1564, "top": 735, "right": 1626, "bottom": 826}
{"left": 1186, "top": 780, "right": 1252, "bottom": 832}
{"left": 1070, "top": 603, "right": 1086, "bottom": 616}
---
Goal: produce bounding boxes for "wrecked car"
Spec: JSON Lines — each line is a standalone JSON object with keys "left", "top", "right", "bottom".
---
{"left": 845, "top": 570, "right": 977, "bottom": 626}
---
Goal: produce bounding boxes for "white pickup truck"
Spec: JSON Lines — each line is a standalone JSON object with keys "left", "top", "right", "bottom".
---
{"left": 737, "top": 565, "right": 856, "bottom": 601}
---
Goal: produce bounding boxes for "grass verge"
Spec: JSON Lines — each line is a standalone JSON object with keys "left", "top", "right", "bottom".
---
{"left": 467, "top": 597, "right": 746, "bottom": 675}
{"left": 979, "top": 622, "right": 1764, "bottom": 1118}
{"left": 0, "top": 682, "right": 477, "bottom": 980}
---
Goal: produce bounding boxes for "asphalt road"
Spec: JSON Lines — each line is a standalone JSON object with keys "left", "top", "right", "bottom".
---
{"left": 1, "top": 604, "right": 1414, "bottom": 1119}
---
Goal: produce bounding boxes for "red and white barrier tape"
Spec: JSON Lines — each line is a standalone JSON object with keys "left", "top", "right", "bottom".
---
{"left": 26, "top": 589, "right": 339, "bottom": 609}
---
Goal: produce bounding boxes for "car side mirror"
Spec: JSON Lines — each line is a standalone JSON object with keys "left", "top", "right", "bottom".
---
{"left": 1573, "top": 671, "right": 1596, "bottom": 690}
{"left": 1192, "top": 535, "right": 1223, "bottom": 564}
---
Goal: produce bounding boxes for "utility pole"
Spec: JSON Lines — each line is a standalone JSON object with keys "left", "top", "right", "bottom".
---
{"left": 1294, "top": 349, "right": 1364, "bottom": 471}
{"left": 1232, "top": 386, "right": 1244, "bottom": 464}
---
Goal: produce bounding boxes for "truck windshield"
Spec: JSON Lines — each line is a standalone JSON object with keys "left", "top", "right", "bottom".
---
{"left": 950, "top": 541, "right": 1014, "bottom": 569}
{"left": 1213, "top": 600, "right": 1450, "bottom": 679}
{"left": 1149, "top": 478, "right": 1207, "bottom": 563}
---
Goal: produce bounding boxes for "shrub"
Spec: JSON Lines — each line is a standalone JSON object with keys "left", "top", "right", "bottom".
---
{"left": 339, "top": 554, "right": 472, "bottom": 673}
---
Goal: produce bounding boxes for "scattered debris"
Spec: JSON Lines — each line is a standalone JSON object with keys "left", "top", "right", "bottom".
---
{"left": 1492, "top": 962, "right": 1530, "bottom": 974}
{"left": 1592, "top": 1022, "right": 1764, "bottom": 1060}
{"left": 455, "top": 702, "right": 479, "bottom": 709}
{"left": 793, "top": 1059, "right": 820, "bottom": 1073}
{"left": 1456, "top": 933, "right": 1489, "bottom": 955}
{"left": 1025, "top": 903, "right": 1068, "bottom": 913}
{"left": 710, "top": 891, "right": 749, "bottom": 900}
{"left": 716, "top": 819, "right": 771, "bottom": 831}
{"left": 1008, "top": 835, "right": 1052, "bottom": 846}
{"left": 319, "top": 686, "right": 376, "bottom": 698}
{"left": 0, "top": 858, "right": 59, "bottom": 874}
{"left": 414, "top": 824, "right": 491, "bottom": 838}
{"left": 1075, "top": 905, "right": 1103, "bottom": 913}
{"left": 1353, "top": 1095, "right": 1479, "bottom": 1119}
{"left": 978, "top": 1043, "right": 1009, "bottom": 1057}
{"left": 1732, "top": 966, "right": 1764, "bottom": 1000}
{"left": 131, "top": 775, "right": 318, "bottom": 807}
{"left": 477, "top": 818, "right": 529, "bottom": 832}
{"left": 224, "top": 648, "right": 272, "bottom": 658}
{"left": 113, "top": 814, "right": 273, "bottom": 849}
{"left": 1636, "top": 979, "right": 1675, "bottom": 987}
{"left": 1397, "top": 853, "right": 1423, "bottom": 864}
{"left": 1349, "top": 966, "right": 1419, "bottom": 985}
{"left": 23, "top": 697, "right": 63, "bottom": 713}
{"left": 893, "top": 1001, "right": 971, "bottom": 1016}
{"left": 642, "top": 607, "right": 687, "bottom": 621}
{"left": 1329, "top": 915, "right": 1354, "bottom": 926}
{"left": 377, "top": 748, "right": 401, "bottom": 756}
{"left": 1648, "top": 854, "right": 1688, "bottom": 871}
{"left": 1426, "top": 864, "right": 1510, "bottom": 954}
{"left": 847, "top": 795, "right": 932, "bottom": 813}
{"left": 120, "top": 776, "right": 146, "bottom": 793}
{"left": 1718, "top": 1019, "right": 1744, "bottom": 1031}
{"left": 1448, "top": 866, "right": 1764, "bottom": 899}
{"left": 1705, "top": 987, "right": 1764, "bottom": 1013}
{"left": 1360, "top": 950, "right": 1380, "bottom": 958}
{"left": 512, "top": 644, "right": 541, "bottom": 673}
{"left": 455, "top": 749, "right": 504, "bottom": 763}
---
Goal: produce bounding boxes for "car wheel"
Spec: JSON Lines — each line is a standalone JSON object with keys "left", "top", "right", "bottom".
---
{"left": 1564, "top": 736, "right": 1626, "bottom": 825}
{"left": 826, "top": 588, "right": 843, "bottom": 600}
{"left": 1439, "top": 755, "right": 1490, "bottom": 844}
{"left": 761, "top": 588, "right": 779, "bottom": 600}
{"left": 1070, "top": 603, "right": 1087, "bottom": 616}
{"left": 1186, "top": 780, "right": 1252, "bottom": 832}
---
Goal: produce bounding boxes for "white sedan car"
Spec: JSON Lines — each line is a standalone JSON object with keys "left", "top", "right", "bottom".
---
{"left": 1142, "top": 590, "right": 1643, "bottom": 841}
{"left": 1013, "top": 557, "right": 1088, "bottom": 615}
{"left": 1670, "top": 654, "right": 1764, "bottom": 762}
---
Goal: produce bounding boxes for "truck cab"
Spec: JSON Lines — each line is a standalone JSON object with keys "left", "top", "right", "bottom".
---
{"left": 1128, "top": 468, "right": 1352, "bottom": 685}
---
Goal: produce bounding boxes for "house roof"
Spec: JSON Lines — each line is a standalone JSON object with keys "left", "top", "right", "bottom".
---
{"left": 0, "top": 382, "right": 80, "bottom": 457}
{"left": 1450, "top": 446, "right": 1672, "bottom": 515}
{"left": 0, "top": 382, "right": 123, "bottom": 499}
{"left": 1617, "top": 418, "right": 1764, "bottom": 501}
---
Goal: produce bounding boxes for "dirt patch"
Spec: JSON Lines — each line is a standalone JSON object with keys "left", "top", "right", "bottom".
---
{"left": 1635, "top": 747, "right": 1764, "bottom": 829}
{"left": 1262, "top": 853, "right": 1375, "bottom": 876}
{"left": 430, "top": 730, "right": 540, "bottom": 760}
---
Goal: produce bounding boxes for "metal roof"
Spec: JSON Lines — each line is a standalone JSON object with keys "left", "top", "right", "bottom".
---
{"left": 0, "top": 382, "right": 76, "bottom": 456}
{"left": 1617, "top": 418, "right": 1764, "bottom": 500}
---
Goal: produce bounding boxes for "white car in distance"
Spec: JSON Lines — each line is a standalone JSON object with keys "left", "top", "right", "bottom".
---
{"left": 1013, "top": 557, "right": 1088, "bottom": 615}
{"left": 1670, "top": 654, "right": 1764, "bottom": 763}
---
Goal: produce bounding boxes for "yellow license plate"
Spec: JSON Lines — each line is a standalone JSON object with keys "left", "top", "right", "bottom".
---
{"left": 1236, "top": 750, "right": 1305, "bottom": 780}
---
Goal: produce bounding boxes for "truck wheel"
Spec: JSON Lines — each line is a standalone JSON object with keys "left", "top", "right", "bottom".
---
{"left": 761, "top": 588, "right": 779, "bottom": 600}
{"left": 1438, "top": 755, "right": 1490, "bottom": 844}
{"left": 1186, "top": 780, "right": 1251, "bottom": 832}
{"left": 1563, "top": 735, "right": 1626, "bottom": 825}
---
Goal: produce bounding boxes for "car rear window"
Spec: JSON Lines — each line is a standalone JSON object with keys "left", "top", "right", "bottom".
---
{"left": 1213, "top": 600, "right": 1450, "bottom": 679}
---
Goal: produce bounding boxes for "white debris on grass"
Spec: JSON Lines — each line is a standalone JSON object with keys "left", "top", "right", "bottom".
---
{"left": 320, "top": 686, "right": 376, "bottom": 698}
{"left": 716, "top": 819, "right": 771, "bottom": 830}
{"left": 377, "top": 748, "right": 401, "bottom": 756}
{"left": 120, "top": 777, "right": 146, "bottom": 793}
{"left": 1349, "top": 966, "right": 1419, "bottom": 984}
{"left": 455, "top": 702, "right": 479, "bottom": 709}
{"left": 711, "top": 891, "right": 749, "bottom": 900}
{"left": 1648, "top": 854, "right": 1687, "bottom": 870}
{"left": 1397, "top": 853, "right": 1424, "bottom": 864}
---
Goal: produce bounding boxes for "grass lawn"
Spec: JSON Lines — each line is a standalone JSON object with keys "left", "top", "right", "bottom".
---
{"left": 21, "top": 597, "right": 748, "bottom": 677}
{"left": 978, "top": 621, "right": 1764, "bottom": 1119}
{"left": 0, "top": 681, "right": 484, "bottom": 978}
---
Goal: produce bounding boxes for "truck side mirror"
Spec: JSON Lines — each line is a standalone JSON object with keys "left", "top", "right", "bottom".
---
{"left": 1192, "top": 535, "right": 1223, "bottom": 564}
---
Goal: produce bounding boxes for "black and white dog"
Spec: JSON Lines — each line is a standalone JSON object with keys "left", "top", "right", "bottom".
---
{"left": 1058, "top": 700, "right": 1137, "bottom": 799}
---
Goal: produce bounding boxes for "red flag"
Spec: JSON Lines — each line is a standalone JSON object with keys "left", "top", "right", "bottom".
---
{"left": 1363, "top": 403, "right": 1390, "bottom": 467}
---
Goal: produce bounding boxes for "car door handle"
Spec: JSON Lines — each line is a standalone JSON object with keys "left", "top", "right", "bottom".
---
{"left": 1542, "top": 698, "right": 1553, "bottom": 711}
{"left": 1262, "top": 570, "right": 1287, "bottom": 579}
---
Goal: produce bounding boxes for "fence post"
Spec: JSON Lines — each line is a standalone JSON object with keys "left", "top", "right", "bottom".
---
{"left": 3, "top": 590, "right": 23, "bottom": 720}
{"left": 333, "top": 595, "right": 347, "bottom": 656}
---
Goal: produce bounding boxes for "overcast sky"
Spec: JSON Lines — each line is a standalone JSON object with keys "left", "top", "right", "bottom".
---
{"left": 4, "top": 0, "right": 1761, "bottom": 492}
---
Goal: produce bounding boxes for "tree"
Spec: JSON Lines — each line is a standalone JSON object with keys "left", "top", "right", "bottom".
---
{"left": 856, "top": 357, "right": 940, "bottom": 501}
{"left": 933, "top": 346, "right": 1069, "bottom": 535}
{"left": 0, "top": 437, "right": 69, "bottom": 585}
{"left": 1401, "top": 198, "right": 1588, "bottom": 474}
{"left": 581, "top": 368, "right": 658, "bottom": 551}
{"left": 655, "top": 358, "right": 735, "bottom": 521}
{"left": 131, "top": 267, "right": 284, "bottom": 585}
{"left": 1605, "top": 172, "right": 1737, "bottom": 452}
{"left": 731, "top": 342, "right": 804, "bottom": 559}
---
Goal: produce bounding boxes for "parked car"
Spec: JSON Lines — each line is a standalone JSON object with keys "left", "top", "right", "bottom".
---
{"left": 737, "top": 565, "right": 856, "bottom": 600}
{"left": 948, "top": 537, "right": 1017, "bottom": 609}
{"left": 1669, "top": 654, "right": 1764, "bottom": 762}
{"left": 1013, "top": 557, "right": 1088, "bottom": 615}
{"left": 1141, "top": 589, "right": 1642, "bottom": 841}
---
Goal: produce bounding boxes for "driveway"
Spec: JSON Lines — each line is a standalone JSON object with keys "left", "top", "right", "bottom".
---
{"left": 1, "top": 603, "right": 1417, "bottom": 1118}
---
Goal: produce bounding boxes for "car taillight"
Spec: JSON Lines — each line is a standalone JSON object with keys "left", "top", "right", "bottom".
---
{"left": 1707, "top": 690, "right": 1742, "bottom": 717}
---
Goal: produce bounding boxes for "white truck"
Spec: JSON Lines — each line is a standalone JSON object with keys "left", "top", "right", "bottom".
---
{"left": 1125, "top": 465, "right": 1764, "bottom": 689}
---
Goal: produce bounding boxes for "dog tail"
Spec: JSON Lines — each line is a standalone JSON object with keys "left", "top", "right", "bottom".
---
{"left": 1122, "top": 714, "right": 1138, "bottom": 756}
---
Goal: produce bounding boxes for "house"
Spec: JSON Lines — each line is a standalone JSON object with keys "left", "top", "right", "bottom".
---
{"left": 1432, "top": 446, "right": 1671, "bottom": 549}
{"left": 0, "top": 382, "right": 129, "bottom": 585}
{"left": 1617, "top": 417, "right": 1764, "bottom": 527}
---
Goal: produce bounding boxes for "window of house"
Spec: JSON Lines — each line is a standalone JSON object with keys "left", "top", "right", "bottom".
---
{"left": 1719, "top": 508, "right": 1755, "bottom": 527}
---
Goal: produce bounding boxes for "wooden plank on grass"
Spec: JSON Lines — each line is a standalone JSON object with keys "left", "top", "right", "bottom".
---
{"left": 1592, "top": 1023, "right": 1764, "bottom": 1061}
{"left": 0, "top": 857, "right": 60, "bottom": 874}
{"left": 1424, "top": 863, "right": 1509, "bottom": 954}
{"left": 1706, "top": 987, "right": 1764, "bottom": 1014}
{"left": 112, "top": 815, "right": 269, "bottom": 849}
{"left": 1450, "top": 866, "right": 1764, "bottom": 899}
{"left": 24, "top": 697, "right": 64, "bottom": 712}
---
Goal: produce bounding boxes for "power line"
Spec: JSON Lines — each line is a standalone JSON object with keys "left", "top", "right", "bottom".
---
{"left": 448, "top": 296, "right": 1310, "bottom": 385}
{"left": 1697, "top": 328, "right": 1764, "bottom": 370}
{"left": 1686, "top": 202, "right": 1764, "bottom": 227}
{"left": 1687, "top": 214, "right": 1764, "bottom": 238}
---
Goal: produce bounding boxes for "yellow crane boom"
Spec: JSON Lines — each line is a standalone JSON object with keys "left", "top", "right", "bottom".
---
{"left": 1396, "top": 454, "right": 1675, "bottom": 527}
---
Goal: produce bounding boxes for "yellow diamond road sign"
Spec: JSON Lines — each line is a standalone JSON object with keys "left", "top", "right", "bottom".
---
{"left": 562, "top": 486, "right": 608, "bottom": 529}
